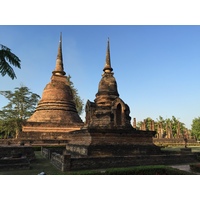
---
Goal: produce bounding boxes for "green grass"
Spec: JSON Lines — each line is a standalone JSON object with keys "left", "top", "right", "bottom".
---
{"left": 0, "top": 151, "right": 197, "bottom": 175}
{"left": 161, "top": 146, "right": 200, "bottom": 152}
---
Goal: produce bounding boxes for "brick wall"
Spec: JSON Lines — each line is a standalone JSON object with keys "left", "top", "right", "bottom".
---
{"left": 41, "top": 147, "right": 199, "bottom": 171}
{"left": 0, "top": 146, "right": 35, "bottom": 161}
{"left": 68, "top": 154, "right": 199, "bottom": 171}
{"left": 153, "top": 138, "right": 198, "bottom": 146}
{"left": 0, "top": 158, "right": 30, "bottom": 170}
{"left": 50, "top": 152, "right": 71, "bottom": 171}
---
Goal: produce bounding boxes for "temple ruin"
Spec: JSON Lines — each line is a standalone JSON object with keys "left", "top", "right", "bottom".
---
{"left": 16, "top": 35, "right": 198, "bottom": 171}
{"left": 18, "top": 34, "right": 83, "bottom": 142}
{"left": 63, "top": 38, "right": 161, "bottom": 160}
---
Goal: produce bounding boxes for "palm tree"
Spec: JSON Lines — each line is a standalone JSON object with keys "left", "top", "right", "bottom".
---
{"left": 0, "top": 44, "right": 21, "bottom": 79}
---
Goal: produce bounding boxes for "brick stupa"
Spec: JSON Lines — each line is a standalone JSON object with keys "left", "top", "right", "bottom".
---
{"left": 65, "top": 39, "right": 161, "bottom": 159}
{"left": 19, "top": 34, "right": 83, "bottom": 141}
{"left": 85, "top": 38, "right": 132, "bottom": 129}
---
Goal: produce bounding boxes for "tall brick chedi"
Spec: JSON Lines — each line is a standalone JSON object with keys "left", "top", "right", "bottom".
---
{"left": 65, "top": 39, "right": 160, "bottom": 158}
{"left": 19, "top": 35, "right": 83, "bottom": 140}
{"left": 85, "top": 38, "right": 132, "bottom": 129}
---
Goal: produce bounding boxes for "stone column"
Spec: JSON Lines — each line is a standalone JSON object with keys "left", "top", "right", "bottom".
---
{"left": 142, "top": 119, "right": 146, "bottom": 131}
{"left": 160, "top": 123, "right": 163, "bottom": 138}
{"left": 133, "top": 118, "right": 136, "bottom": 129}
{"left": 183, "top": 129, "right": 188, "bottom": 148}
{"left": 157, "top": 123, "right": 160, "bottom": 139}
{"left": 61, "top": 154, "right": 71, "bottom": 171}
{"left": 165, "top": 124, "right": 168, "bottom": 138}
{"left": 177, "top": 122, "right": 180, "bottom": 138}
{"left": 151, "top": 120, "right": 155, "bottom": 131}
{"left": 169, "top": 122, "right": 172, "bottom": 139}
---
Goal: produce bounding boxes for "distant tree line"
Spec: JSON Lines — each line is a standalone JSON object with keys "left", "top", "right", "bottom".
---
{"left": 191, "top": 117, "right": 200, "bottom": 140}
{"left": 136, "top": 116, "right": 200, "bottom": 140}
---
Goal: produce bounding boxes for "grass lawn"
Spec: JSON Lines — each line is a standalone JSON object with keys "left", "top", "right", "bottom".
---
{"left": 161, "top": 145, "right": 200, "bottom": 152}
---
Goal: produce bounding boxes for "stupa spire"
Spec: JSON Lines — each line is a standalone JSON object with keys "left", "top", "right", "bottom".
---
{"left": 53, "top": 33, "right": 66, "bottom": 76}
{"left": 103, "top": 38, "right": 113, "bottom": 73}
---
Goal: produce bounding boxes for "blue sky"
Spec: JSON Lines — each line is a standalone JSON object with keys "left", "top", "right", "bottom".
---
{"left": 0, "top": 25, "right": 200, "bottom": 129}
{"left": 1, "top": 0, "right": 200, "bottom": 195}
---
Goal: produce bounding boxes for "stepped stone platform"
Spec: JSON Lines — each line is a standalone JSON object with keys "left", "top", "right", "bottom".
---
{"left": 0, "top": 158, "right": 30, "bottom": 171}
{"left": 0, "top": 146, "right": 35, "bottom": 161}
{"left": 42, "top": 146, "right": 199, "bottom": 171}
{"left": 39, "top": 39, "right": 199, "bottom": 171}
{"left": 0, "top": 146, "right": 35, "bottom": 171}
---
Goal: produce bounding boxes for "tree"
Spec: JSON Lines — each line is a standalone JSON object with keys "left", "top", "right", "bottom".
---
{"left": 0, "top": 86, "right": 40, "bottom": 138}
{"left": 0, "top": 44, "right": 21, "bottom": 79}
{"left": 137, "top": 115, "right": 187, "bottom": 138}
{"left": 191, "top": 117, "right": 200, "bottom": 140}
{"left": 136, "top": 117, "right": 154, "bottom": 130}
{"left": 66, "top": 75, "right": 84, "bottom": 115}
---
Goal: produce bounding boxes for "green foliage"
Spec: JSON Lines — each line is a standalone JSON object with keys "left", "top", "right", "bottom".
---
{"left": 137, "top": 115, "right": 186, "bottom": 137}
{"left": 0, "top": 86, "right": 40, "bottom": 138}
{"left": 191, "top": 117, "right": 200, "bottom": 140}
{"left": 0, "top": 44, "right": 21, "bottom": 79}
{"left": 66, "top": 74, "right": 84, "bottom": 115}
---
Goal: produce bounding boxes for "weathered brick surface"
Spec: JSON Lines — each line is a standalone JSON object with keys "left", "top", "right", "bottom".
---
{"left": 42, "top": 147, "right": 199, "bottom": 171}
{"left": 68, "top": 154, "right": 199, "bottom": 171}
{"left": 0, "top": 158, "right": 30, "bottom": 170}
{"left": 18, "top": 38, "right": 83, "bottom": 141}
{"left": 50, "top": 152, "right": 71, "bottom": 171}
{"left": 0, "top": 146, "right": 35, "bottom": 161}
{"left": 64, "top": 128, "right": 161, "bottom": 157}
{"left": 153, "top": 138, "right": 198, "bottom": 146}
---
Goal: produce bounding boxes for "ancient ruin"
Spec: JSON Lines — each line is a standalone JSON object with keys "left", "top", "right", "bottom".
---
{"left": 134, "top": 117, "right": 197, "bottom": 146}
{"left": 65, "top": 39, "right": 160, "bottom": 156}
{"left": 85, "top": 39, "right": 132, "bottom": 130}
{"left": 14, "top": 36, "right": 199, "bottom": 171}
{"left": 18, "top": 34, "right": 83, "bottom": 143}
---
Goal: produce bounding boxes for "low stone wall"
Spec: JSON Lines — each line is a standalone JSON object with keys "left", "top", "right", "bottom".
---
{"left": 67, "top": 153, "right": 199, "bottom": 171}
{"left": 0, "top": 138, "right": 69, "bottom": 146}
{"left": 0, "top": 139, "right": 19, "bottom": 146}
{"left": 0, "top": 146, "right": 34, "bottom": 171}
{"left": 41, "top": 147, "right": 49, "bottom": 159}
{"left": 41, "top": 147, "right": 66, "bottom": 159}
{"left": 153, "top": 138, "right": 198, "bottom": 147}
{"left": 50, "top": 153, "right": 63, "bottom": 170}
{"left": 50, "top": 152, "right": 71, "bottom": 171}
{"left": 66, "top": 143, "right": 161, "bottom": 157}
{"left": 0, "top": 158, "right": 30, "bottom": 170}
{"left": 0, "top": 146, "right": 35, "bottom": 161}
{"left": 41, "top": 147, "right": 69, "bottom": 171}
{"left": 41, "top": 147, "right": 199, "bottom": 171}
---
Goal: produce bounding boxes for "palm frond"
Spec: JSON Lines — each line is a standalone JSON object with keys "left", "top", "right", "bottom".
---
{"left": 0, "top": 44, "right": 21, "bottom": 79}
{"left": 0, "top": 58, "right": 17, "bottom": 79}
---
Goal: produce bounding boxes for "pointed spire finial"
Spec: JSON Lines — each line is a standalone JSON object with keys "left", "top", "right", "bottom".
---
{"left": 103, "top": 37, "right": 113, "bottom": 73}
{"left": 53, "top": 32, "right": 66, "bottom": 76}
